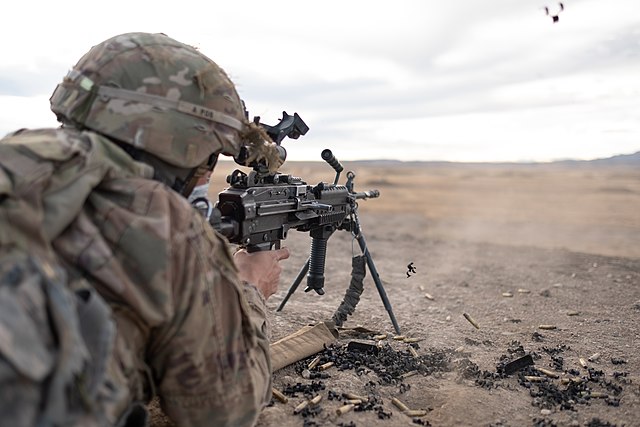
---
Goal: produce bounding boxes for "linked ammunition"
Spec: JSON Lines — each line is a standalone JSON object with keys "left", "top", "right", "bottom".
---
{"left": 336, "top": 404, "right": 355, "bottom": 416}
{"left": 463, "top": 313, "right": 480, "bottom": 329}
{"left": 272, "top": 388, "right": 288, "bottom": 403}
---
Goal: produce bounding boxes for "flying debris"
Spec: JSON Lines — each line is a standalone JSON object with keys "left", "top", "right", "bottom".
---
{"left": 544, "top": 2, "right": 564, "bottom": 23}
{"left": 406, "top": 262, "right": 417, "bottom": 278}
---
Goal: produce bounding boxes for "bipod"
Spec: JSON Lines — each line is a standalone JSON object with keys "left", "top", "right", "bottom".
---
{"left": 276, "top": 188, "right": 401, "bottom": 335}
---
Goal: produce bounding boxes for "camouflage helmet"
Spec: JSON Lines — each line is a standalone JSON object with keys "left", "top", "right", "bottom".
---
{"left": 50, "top": 32, "right": 247, "bottom": 169}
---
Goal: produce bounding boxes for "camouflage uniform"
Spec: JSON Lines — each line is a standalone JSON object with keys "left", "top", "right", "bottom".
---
{"left": 0, "top": 33, "right": 276, "bottom": 427}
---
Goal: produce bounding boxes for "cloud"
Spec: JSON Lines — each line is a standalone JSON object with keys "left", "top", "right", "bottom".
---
{"left": 1, "top": 0, "right": 639, "bottom": 161}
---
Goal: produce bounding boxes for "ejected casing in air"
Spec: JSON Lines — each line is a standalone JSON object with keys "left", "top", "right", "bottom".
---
{"left": 463, "top": 312, "right": 480, "bottom": 329}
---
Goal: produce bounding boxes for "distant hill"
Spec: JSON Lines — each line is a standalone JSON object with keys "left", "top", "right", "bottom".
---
{"left": 565, "top": 151, "right": 640, "bottom": 166}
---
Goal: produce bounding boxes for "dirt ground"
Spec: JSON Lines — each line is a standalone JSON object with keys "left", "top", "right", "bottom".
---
{"left": 155, "top": 160, "right": 640, "bottom": 427}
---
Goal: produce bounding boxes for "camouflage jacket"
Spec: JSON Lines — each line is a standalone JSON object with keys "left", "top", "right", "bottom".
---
{"left": 0, "top": 127, "right": 272, "bottom": 426}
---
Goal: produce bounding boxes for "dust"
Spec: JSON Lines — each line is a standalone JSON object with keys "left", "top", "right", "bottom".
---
{"left": 150, "top": 161, "right": 640, "bottom": 426}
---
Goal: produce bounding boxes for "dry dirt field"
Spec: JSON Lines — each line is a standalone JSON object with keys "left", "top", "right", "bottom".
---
{"left": 155, "top": 159, "right": 640, "bottom": 427}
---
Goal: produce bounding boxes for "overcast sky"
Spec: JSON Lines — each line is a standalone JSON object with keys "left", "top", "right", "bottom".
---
{"left": 1, "top": 0, "right": 639, "bottom": 162}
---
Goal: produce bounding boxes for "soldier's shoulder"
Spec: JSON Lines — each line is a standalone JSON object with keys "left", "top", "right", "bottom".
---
{"left": 1, "top": 127, "right": 152, "bottom": 179}
{"left": 1, "top": 127, "right": 92, "bottom": 161}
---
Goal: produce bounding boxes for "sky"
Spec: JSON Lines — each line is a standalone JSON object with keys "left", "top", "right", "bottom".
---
{"left": 1, "top": 0, "right": 639, "bottom": 162}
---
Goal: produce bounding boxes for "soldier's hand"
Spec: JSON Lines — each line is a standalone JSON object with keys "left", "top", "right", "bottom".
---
{"left": 233, "top": 247, "right": 290, "bottom": 300}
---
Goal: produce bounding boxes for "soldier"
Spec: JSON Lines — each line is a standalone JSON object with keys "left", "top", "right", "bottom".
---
{"left": 0, "top": 32, "right": 289, "bottom": 426}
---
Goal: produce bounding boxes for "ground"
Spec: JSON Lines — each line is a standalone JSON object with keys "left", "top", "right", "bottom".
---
{"left": 152, "top": 160, "right": 640, "bottom": 427}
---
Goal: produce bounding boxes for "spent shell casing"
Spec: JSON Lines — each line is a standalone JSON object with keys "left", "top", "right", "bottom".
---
{"left": 538, "top": 325, "right": 557, "bottom": 330}
{"left": 588, "top": 352, "right": 601, "bottom": 362}
{"left": 404, "top": 410, "right": 429, "bottom": 417}
{"left": 391, "top": 397, "right": 410, "bottom": 412}
{"left": 336, "top": 404, "right": 355, "bottom": 416}
{"left": 409, "top": 346, "right": 419, "bottom": 358}
{"left": 561, "top": 377, "right": 582, "bottom": 385}
{"left": 424, "top": 293, "right": 435, "bottom": 300}
{"left": 272, "top": 388, "right": 288, "bottom": 403}
{"left": 524, "top": 375, "right": 546, "bottom": 382}
{"left": 393, "top": 335, "right": 407, "bottom": 341}
{"left": 310, "top": 394, "right": 323, "bottom": 405}
{"left": 537, "top": 367, "right": 560, "bottom": 379}
{"left": 589, "top": 392, "right": 608, "bottom": 398}
{"left": 517, "top": 288, "right": 531, "bottom": 293}
{"left": 343, "top": 392, "right": 367, "bottom": 402}
{"left": 502, "top": 292, "right": 513, "bottom": 297}
{"left": 307, "top": 356, "right": 321, "bottom": 370}
{"left": 401, "top": 370, "right": 418, "bottom": 379}
{"left": 463, "top": 313, "right": 480, "bottom": 329}
{"left": 293, "top": 400, "right": 309, "bottom": 414}
{"left": 419, "top": 285, "right": 425, "bottom": 291}
{"left": 579, "top": 358, "right": 588, "bottom": 368}
{"left": 403, "top": 337, "right": 422, "bottom": 343}
{"left": 318, "top": 361, "right": 334, "bottom": 371}
{"left": 373, "top": 334, "right": 388, "bottom": 341}
{"left": 567, "top": 310, "right": 580, "bottom": 316}
{"left": 345, "top": 399, "right": 362, "bottom": 405}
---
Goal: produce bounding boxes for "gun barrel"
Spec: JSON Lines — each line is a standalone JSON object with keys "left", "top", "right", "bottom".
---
{"left": 353, "top": 189, "right": 380, "bottom": 199}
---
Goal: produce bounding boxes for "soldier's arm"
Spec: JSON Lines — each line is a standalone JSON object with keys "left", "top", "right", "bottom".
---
{"left": 150, "top": 212, "right": 280, "bottom": 427}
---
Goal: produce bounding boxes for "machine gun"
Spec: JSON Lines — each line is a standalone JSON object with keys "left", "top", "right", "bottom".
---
{"left": 195, "top": 112, "right": 401, "bottom": 333}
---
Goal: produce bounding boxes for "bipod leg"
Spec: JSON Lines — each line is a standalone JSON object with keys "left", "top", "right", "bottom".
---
{"left": 356, "top": 233, "right": 402, "bottom": 334}
{"left": 276, "top": 257, "right": 309, "bottom": 312}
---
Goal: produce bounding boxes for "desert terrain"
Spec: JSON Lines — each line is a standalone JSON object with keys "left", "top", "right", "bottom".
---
{"left": 155, "top": 155, "right": 640, "bottom": 427}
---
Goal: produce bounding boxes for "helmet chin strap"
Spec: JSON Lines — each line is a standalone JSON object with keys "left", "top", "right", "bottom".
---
{"left": 177, "top": 153, "right": 218, "bottom": 197}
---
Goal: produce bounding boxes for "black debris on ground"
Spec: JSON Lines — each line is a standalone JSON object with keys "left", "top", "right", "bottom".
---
{"left": 281, "top": 338, "right": 627, "bottom": 426}
{"left": 282, "top": 381, "right": 326, "bottom": 398}
{"left": 586, "top": 418, "right": 618, "bottom": 427}
{"left": 293, "top": 342, "right": 456, "bottom": 386}
{"left": 475, "top": 340, "right": 629, "bottom": 423}
{"left": 532, "top": 418, "right": 557, "bottom": 427}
